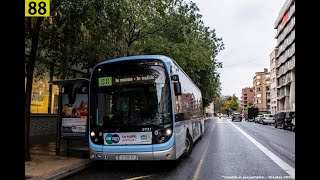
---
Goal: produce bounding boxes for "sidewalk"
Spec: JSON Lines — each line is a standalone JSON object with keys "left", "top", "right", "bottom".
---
{"left": 25, "top": 139, "right": 92, "bottom": 180}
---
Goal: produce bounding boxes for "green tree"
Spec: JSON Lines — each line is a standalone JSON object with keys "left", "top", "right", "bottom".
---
{"left": 223, "top": 94, "right": 240, "bottom": 113}
{"left": 130, "top": 0, "right": 224, "bottom": 106}
{"left": 247, "top": 101, "right": 254, "bottom": 108}
{"left": 25, "top": 0, "right": 120, "bottom": 161}
{"left": 25, "top": 0, "right": 68, "bottom": 161}
{"left": 214, "top": 95, "right": 230, "bottom": 114}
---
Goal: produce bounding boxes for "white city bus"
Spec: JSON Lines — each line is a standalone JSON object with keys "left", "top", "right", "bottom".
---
{"left": 89, "top": 55, "right": 205, "bottom": 160}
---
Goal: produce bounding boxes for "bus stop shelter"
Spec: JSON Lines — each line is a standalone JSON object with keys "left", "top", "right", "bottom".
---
{"left": 50, "top": 78, "right": 89, "bottom": 156}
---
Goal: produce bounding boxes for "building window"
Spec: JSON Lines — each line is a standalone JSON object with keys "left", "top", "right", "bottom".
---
{"left": 258, "top": 100, "right": 262, "bottom": 104}
{"left": 256, "top": 82, "right": 261, "bottom": 85}
{"left": 257, "top": 94, "right": 261, "bottom": 98}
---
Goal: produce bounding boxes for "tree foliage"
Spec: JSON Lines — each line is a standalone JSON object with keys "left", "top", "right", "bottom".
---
{"left": 223, "top": 94, "right": 240, "bottom": 112}
{"left": 25, "top": 0, "right": 224, "bottom": 160}
{"left": 247, "top": 101, "right": 254, "bottom": 108}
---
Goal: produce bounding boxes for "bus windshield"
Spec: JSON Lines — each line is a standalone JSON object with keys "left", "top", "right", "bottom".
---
{"left": 90, "top": 60, "right": 172, "bottom": 129}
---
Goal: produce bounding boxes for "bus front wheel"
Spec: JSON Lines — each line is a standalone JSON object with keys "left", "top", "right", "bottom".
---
{"left": 183, "top": 132, "right": 194, "bottom": 157}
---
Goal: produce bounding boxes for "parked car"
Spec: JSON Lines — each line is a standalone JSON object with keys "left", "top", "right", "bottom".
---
{"left": 232, "top": 112, "right": 242, "bottom": 122}
{"left": 274, "top": 110, "right": 295, "bottom": 130}
{"left": 259, "top": 114, "right": 274, "bottom": 125}
{"left": 254, "top": 114, "right": 263, "bottom": 123}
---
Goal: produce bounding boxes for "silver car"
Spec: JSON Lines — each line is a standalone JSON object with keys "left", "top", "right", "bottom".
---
{"left": 254, "top": 114, "right": 263, "bottom": 123}
{"left": 259, "top": 114, "right": 274, "bottom": 125}
{"left": 232, "top": 112, "right": 242, "bottom": 122}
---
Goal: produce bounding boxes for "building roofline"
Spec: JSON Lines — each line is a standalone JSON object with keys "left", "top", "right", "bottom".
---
{"left": 274, "top": 0, "right": 293, "bottom": 28}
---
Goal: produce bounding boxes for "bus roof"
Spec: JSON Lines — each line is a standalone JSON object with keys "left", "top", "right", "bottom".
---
{"left": 94, "top": 55, "right": 201, "bottom": 92}
{"left": 96, "top": 55, "right": 173, "bottom": 66}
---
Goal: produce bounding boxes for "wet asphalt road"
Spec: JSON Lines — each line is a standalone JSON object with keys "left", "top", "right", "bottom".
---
{"left": 64, "top": 117, "right": 295, "bottom": 180}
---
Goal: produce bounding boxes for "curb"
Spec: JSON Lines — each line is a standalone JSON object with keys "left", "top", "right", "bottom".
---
{"left": 29, "top": 159, "right": 93, "bottom": 180}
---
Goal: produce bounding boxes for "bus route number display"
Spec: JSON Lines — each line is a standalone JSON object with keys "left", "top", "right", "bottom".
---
{"left": 25, "top": 0, "right": 50, "bottom": 17}
{"left": 99, "top": 77, "right": 113, "bottom": 87}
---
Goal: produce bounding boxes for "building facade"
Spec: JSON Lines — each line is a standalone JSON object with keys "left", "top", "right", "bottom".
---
{"left": 269, "top": 49, "right": 278, "bottom": 115}
{"left": 241, "top": 87, "right": 254, "bottom": 112}
{"left": 253, "top": 69, "right": 271, "bottom": 113}
{"left": 274, "top": 0, "right": 295, "bottom": 111}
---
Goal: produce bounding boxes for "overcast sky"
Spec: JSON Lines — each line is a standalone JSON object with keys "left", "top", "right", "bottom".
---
{"left": 190, "top": 0, "right": 285, "bottom": 98}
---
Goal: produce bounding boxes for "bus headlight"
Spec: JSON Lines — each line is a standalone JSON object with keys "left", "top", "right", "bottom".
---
{"left": 155, "top": 125, "right": 173, "bottom": 144}
{"left": 90, "top": 131, "right": 96, "bottom": 137}
{"left": 166, "top": 129, "right": 172, "bottom": 135}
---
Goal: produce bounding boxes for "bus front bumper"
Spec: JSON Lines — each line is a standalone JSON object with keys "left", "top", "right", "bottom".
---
{"left": 90, "top": 145, "right": 176, "bottom": 160}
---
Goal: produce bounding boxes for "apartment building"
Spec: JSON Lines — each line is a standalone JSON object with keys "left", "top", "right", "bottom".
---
{"left": 253, "top": 68, "right": 271, "bottom": 113}
{"left": 274, "top": 0, "right": 295, "bottom": 111}
{"left": 269, "top": 49, "right": 278, "bottom": 115}
{"left": 241, "top": 87, "right": 254, "bottom": 112}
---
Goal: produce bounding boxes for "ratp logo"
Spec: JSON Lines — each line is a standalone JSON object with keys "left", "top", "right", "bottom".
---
{"left": 112, "top": 134, "right": 120, "bottom": 143}
{"left": 105, "top": 133, "right": 120, "bottom": 144}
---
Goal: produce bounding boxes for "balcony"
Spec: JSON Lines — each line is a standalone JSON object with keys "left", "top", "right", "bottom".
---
{"left": 277, "top": 76, "right": 294, "bottom": 89}
{"left": 276, "top": 47, "right": 295, "bottom": 69}
{"left": 277, "top": 92, "right": 289, "bottom": 100}
{"left": 275, "top": 21, "right": 295, "bottom": 50}
{"left": 277, "top": 64, "right": 295, "bottom": 79}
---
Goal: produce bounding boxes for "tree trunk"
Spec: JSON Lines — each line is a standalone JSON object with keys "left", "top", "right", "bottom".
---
{"left": 25, "top": 18, "right": 43, "bottom": 161}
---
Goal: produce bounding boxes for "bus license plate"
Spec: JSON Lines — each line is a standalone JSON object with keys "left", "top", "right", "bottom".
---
{"left": 116, "top": 154, "right": 138, "bottom": 160}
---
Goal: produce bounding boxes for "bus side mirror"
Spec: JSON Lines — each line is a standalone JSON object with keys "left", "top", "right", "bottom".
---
{"left": 70, "top": 82, "right": 88, "bottom": 104}
{"left": 173, "top": 81, "right": 182, "bottom": 96}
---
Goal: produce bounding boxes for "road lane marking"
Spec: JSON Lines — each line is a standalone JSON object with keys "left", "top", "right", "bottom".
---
{"left": 192, "top": 123, "right": 215, "bottom": 180}
{"left": 230, "top": 122, "right": 295, "bottom": 178}
{"left": 125, "top": 175, "right": 153, "bottom": 180}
